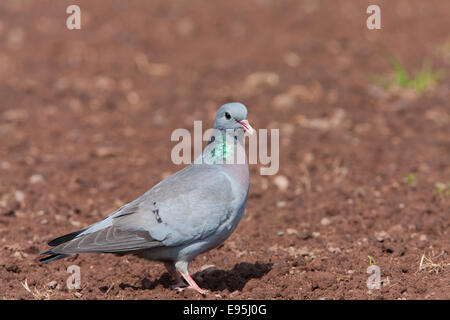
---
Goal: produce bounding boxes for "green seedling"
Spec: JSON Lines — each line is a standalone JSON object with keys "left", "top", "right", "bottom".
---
{"left": 435, "top": 182, "right": 450, "bottom": 200}
{"left": 368, "top": 255, "right": 376, "bottom": 265}
{"left": 403, "top": 173, "right": 417, "bottom": 187}
{"left": 371, "top": 46, "right": 445, "bottom": 93}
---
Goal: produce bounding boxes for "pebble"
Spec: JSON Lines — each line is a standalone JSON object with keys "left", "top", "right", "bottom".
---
{"left": 14, "top": 191, "right": 25, "bottom": 203}
{"left": 284, "top": 52, "right": 301, "bottom": 67}
{"left": 286, "top": 228, "right": 299, "bottom": 236}
{"left": 276, "top": 201, "right": 286, "bottom": 208}
{"left": 327, "top": 246, "right": 341, "bottom": 254}
{"left": 375, "top": 231, "right": 389, "bottom": 242}
{"left": 419, "top": 234, "right": 428, "bottom": 242}
{"left": 320, "top": 217, "right": 331, "bottom": 226}
{"left": 29, "top": 174, "right": 44, "bottom": 184}
{"left": 277, "top": 230, "right": 285, "bottom": 236}
{"left": 127, "top": 91, "right": 140, "bottom": 105}
{"left": 93, "top": 147, "right": 117, "bottom": 158}
{"left": 273, "top": 175, "right": 289, "bottom": 191}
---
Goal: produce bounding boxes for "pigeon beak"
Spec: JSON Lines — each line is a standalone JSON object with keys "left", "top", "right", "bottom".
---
{"left": 238, "top": 120, "right": 255, "bottom": 135}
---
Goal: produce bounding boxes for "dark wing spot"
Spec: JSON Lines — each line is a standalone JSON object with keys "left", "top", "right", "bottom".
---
{"left": 152, "top": 202, "right": 162, "bottom": 223}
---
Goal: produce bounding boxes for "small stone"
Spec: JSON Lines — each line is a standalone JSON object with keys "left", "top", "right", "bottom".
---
{"left": 29, "top": 174, "right": 44, "bottom": 184}
{"left": 375, "top": 231, "right": 389, "bottom": 242}
{"left": 286, "top": 228, "right": 299, "bottom": 236}
{"left": 14, "top": 191, "right": 25, "bottom": 203}
{"left": 74, "top": 292, "right": 82, "bottom": 298}
{"left": 388, "top": 224, "right": 403, "bottom": 236}
{"left": 327, "top": 246, "right": 341, "bottom": 254}
{"left": 70, "top": 220, "right": 81, "bottom": 227}
{"left": 127, "top": 91, "right": 140, "bottom": 105}
{"left": 273, "top": 175, "right": 289, "bottom": 191}
{"left": 287, "top": 247, "right": 297, "bottom": 256}
{"left": 93, "top": 147, "right": 117, "bottom": 158}
{"left": 276, "top": 201, "right": 286, "bottom": 208}
{"left": 320, "top": 217, "right": 331, "bottom": 226}
{"left": 419, "top": 234, "right": 428, "bottom": 242}
{"left": 277, "top": 230, "right": 285, "bottom": 236}
{"left": 284, "top": 52, "right": 301, "bottom": 67}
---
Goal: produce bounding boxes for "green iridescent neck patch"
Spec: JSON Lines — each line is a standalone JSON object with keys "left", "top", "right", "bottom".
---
{"left": 203, "top": 132, "right": 236, "bottom": 164}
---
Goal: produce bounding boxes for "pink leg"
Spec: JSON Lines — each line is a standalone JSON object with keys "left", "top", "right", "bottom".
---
{"left": 180, "top": 271, "right": 208, "bottom": 295}
{"left": 164, "top": 262, "right": 187, "bottom": 289}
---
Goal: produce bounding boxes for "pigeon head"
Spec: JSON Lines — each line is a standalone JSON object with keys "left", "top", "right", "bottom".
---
{"left": 213, "top": 102, "right": 255, "bottom": 135}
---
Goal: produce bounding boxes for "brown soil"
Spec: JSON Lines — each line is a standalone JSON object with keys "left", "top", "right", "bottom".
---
{"left": 0, "top": 0, "right": 449, "bottom": 300}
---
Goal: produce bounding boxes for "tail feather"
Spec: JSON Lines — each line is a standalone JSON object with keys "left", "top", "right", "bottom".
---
{"left": 39, "top": 226, "right": 162, "bottom": 263}
{"left": 47, "top": 228, "right": 88, "bottom": 246}
{"left": 38, "top": 248, "right": 71, "bottom": 263}
{"left": 38, "top": 228, "right": 87, "bottom": 263}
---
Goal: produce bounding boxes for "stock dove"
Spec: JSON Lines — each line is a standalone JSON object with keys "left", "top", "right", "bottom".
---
{"left": 40, "top": 102, "right": 254, "bottom": 295}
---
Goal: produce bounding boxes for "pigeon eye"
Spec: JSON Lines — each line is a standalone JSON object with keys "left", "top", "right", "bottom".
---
{"left": 225, "top": 112, "right": 231, "bottom": 120}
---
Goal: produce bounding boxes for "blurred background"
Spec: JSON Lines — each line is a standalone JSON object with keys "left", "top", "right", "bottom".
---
{"left": 0, "top": 0, "right": 449, "bottom": 299}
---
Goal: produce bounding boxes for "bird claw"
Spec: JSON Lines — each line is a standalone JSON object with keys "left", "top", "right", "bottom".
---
{"left": 195, "top": 288, "right": 208, "bottom": 295}
{"left": 187, "top": 285, "right": 208, "bottom": 295}
{"left": 170, "top": 282, "right": 188, "bottom": 290}
{"left": 172, "top": 285, "right": 208, "bottom": 295}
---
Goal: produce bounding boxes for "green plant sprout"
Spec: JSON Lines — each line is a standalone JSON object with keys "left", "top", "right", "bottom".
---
{"left": 435, "top": 182, "right": 450, "bottom": 200}
{"left": 403, "top": 173, "right": 417, "bottom": 187}
{"left": 372, "top": 46, "right": 445, "bottom": 93}
{"left": 419, "top": 252, "right": 450, "bottom": 274}
{"left": 368, "top": 255, "right": 376, "bottom": 265}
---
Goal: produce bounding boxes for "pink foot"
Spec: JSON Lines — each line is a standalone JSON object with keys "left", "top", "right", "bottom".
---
{"left": 180, "top": 271, "right": 208, "bottom": 295}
